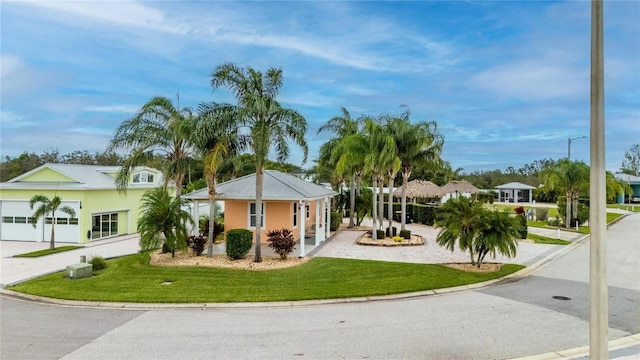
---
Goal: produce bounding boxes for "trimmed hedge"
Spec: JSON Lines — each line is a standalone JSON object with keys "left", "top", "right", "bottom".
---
{"left": 226, "top": 229, "right": 253, "bottom": 260}
{"left": 330, "top": 211, "right": 342, "bottom": 231}
{"left": 383, "top": 202, "right": 440, "bottom": 226}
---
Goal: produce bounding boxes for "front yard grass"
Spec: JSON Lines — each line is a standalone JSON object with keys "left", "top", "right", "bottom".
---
{"left": 527, "top": 233, "right": 571, "bottom": 245}
{"left": 7, "top": 254, "right": 524, "bottom": 303}
{"left": 13, "top": 246, "right": 84, "bottom": 258}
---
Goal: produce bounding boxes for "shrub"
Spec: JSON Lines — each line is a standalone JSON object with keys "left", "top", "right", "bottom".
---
{"left": 392, "top": 236, "right": 404, "bottom": 242}
{"left": 267, "top": 228, "right": 296, "bottom": 260}
{"left": 386, "top": 227, "right": 397, "bottom": 237}
{"left": 478, "top": 192, "right": 495, "bottom": 204}
{"left": 399, "top": 230, "right": 411, "bottom": 240}
{"left": 89, "top": 256, "right": 107, "bottom": 271}
{"left": 376, "top": 230, "right": 386, "bottom": 240}
{"left": 226, "top": 229, "right": 253, "bottom": 260}
{"left": 330, "top": 211, "right": 342, "bottom": 231}
{"left": 516, "top": 215, "right": 528, "bottom": 239}
{"left": 535, "top": 208, "right": 548, "bottom": 221}
{"left": 547, "top": 216, "right": 561, "bottom": 226}
{"left": 187, "top": 235, "right": 207, "bottom": 256}
{"left": 200, "top": 218, "right": 225, "bottom": 240}
{"left": 514, "top": 206, "right": 525, "bottom": 215}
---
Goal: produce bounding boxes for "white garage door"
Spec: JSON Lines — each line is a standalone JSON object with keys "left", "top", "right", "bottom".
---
{"left": 0, "top": 200, "right": 80, "bottom": 243}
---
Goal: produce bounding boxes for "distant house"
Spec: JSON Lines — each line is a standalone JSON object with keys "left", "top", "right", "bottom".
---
{"left": 615, "top": 173, "right": 640, "bottom": 203}
{"left": 440, "top": 180, "right": 479, "bottom": 203}
{"left": 182, "top": 170, "right": 337, "bottom": 256}
{"left": 0, "top": 163, "right": 164, "bottom": 243}
{"left": 495, "top": 182, "right": 536, "bottom": 203}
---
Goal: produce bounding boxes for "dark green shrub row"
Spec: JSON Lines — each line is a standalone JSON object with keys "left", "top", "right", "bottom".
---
{"left": 477, "top": 193, "right": 495, "bottom": 204}
{"left": 226, "top": 229, "right": 253, "bottom": 260}
{"left": 90, "top": 256, "right": 107, "bottom": 271}
{"left": 516, "top": 215, "right": 528, "bottom": 239}
{"left": 267, "top": 228, "right": 296, "bottom": 260}
{"left": 383, "top": 203, "right": 440, "bottom": 226}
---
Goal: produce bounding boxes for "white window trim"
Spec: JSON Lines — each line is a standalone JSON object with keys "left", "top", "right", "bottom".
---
{"left": 248, "top": 202, "right": 265, "bottom": 229}
{"left": 132, "top": 171, "right": 156, "bottom": 184}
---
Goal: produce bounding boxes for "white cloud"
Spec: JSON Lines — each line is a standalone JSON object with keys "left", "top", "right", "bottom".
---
{"left": 0, "top": 55, "right": 24, "bottom": 79}
{"left": 85, "top": 105, "right": 139, "bottom": 114}
{"left": 19, "top": 0, "right": 188, "bottom": 34}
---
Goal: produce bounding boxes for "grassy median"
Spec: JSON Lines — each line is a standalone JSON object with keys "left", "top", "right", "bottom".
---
{"left": 8, "top": 254, "right": 523, "bottom": 303}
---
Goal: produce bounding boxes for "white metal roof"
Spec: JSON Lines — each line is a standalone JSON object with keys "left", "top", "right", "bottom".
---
{"left": 183, "top": 170, "right": 337, "bottom": 201}
{"left": 495, "top": 182, "right": 537, "bottom": 190}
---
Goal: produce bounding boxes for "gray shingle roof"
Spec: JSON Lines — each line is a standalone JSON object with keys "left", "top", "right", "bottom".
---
{"left": 183, "top": 170, "right": 337, "bottom": 201}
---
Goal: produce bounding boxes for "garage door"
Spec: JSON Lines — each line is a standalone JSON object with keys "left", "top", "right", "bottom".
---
{"left": 0, "top": 200, "right": 80, "bottom": 243}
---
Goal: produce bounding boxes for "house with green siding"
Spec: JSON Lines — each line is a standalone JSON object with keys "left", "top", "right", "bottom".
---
{"left": 0, "top": 163, "right": 164, "bottom": 243}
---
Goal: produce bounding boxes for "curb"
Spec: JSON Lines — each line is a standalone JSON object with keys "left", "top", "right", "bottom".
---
{"left": 509, "top": 333, "right": 640, "bottom": 360}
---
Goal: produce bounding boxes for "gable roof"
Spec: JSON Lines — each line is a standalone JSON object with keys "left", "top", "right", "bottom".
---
{"left": 1, "top": 163, "right": 162, "bottom": 190}
{"left": 183, "top": 170, "right": 337, "bottom": 201}
{"left": 615, "top": 173, "right": 640, "bottom": 184}
{"left": 495, "top": 182, "right": 537, "bottom": 190}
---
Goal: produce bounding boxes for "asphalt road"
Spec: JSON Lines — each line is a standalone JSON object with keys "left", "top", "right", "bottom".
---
{"left": 2, "top": 214, "right": 638, "bottom": 360}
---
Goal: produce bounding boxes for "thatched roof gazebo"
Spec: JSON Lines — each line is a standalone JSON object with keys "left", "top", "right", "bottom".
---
{"left": 393, "top": 180, "right": 443, "bottom": 199}
{"left": 440, "top": 180, "right": 480, "bottom": 195}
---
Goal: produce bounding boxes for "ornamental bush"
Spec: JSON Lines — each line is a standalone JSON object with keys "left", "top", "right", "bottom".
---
{"left": 187, "top": 235, "right": 207, "bottom": 256}
{"left": 226, "top": 229, "right": 253, "bottom": 260}
{"left": 89, "top": 256, "right": 107, "bottom": 271}
{"left": 330, "top": 211, "right": 342, "bottom": 231}
{"left": 267, "top": 228, "right": 296, "bottom": 260}
{"left": 514, "top": 206, "right": 525, "bottom": 215}
{"left": 516, "top": 215, "right": 528, "bottom": 239}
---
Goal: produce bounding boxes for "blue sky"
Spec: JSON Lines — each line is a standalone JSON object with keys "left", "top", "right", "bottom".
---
{"left": 1, "top": 1, "right": 638, "bottom": 173}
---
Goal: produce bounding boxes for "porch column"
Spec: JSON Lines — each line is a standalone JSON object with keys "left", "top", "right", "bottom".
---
{"left": 192, "top": 200, "right": 200, "bottom": 236}
{"left": 299, "top": 201, "right": 305, "bottom": 257}
{"left": 325, "top": 196, "right": 331, "bottom": 239}
{"left": 315, "top": 199, "right": 321, "bottom": 245}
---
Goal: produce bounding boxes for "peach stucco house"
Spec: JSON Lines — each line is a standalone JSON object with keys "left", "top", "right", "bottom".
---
{"left": 182, "top": 170, "right": 337, "bottom": 256}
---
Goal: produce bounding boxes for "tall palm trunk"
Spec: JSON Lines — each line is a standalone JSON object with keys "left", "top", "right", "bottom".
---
{"left": 378, "top": 177, "right": 384, "bottom": 231}
{"left": 401, "top": 171, "right": 410, "bottom": 231}
{"left": 349, "top": 175, "right": 356, "bottom": 228}
{"left": 254, "top": 164, "right": 264, "bottom": 262}
{"left": 372, "top": 176, "right": 378, "bottom": 240}
{"left": 388, "top": 174, "right": 395, "bottom": 231}
{"left": 206, "top": 173, "right": 217, "bottom": 258}
{"left": 49, "top": 221, "right": 56, "bottom": 250}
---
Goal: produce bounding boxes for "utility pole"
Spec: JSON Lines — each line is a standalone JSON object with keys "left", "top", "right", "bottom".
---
{"left": 589, "top": 0, "right": 607, "bottom": 359}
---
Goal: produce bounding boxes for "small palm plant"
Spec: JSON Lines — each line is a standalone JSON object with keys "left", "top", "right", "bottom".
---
{"left": 30, "top": 195, "right": 76, "bottom": 250}
{"left": 137, "top": 187, "right": 194, "bottom": 257}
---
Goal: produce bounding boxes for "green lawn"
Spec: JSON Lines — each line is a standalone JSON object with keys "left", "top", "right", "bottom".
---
{"left": 607, "top": 204, "right": 640, "bottom": 213}
{"left": 527, "top": 233, "right": 571, "bottom": 245}
{"left": 527, "top": 212, "right": 624, "bottom": 234}
{"left": 7, "top": 254, "right": 524, "bottom": 303}
{"left": 487, "top": 204, "right": 559, "bottom": 218}
{"left": 13, "top": 246, "right": 84, "bottom": 258}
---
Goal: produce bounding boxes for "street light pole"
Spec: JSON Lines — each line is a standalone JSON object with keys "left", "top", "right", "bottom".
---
{"left": 568, "top": 136, "right": 587, "bottom": 160}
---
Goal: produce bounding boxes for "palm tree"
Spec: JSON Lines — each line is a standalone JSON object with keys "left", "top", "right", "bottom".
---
{"left": 332, "top": 131, "right": 368, "bottom": 228}
{"left": 211, "top": 63, "right": 308, "bottom": 262}
{"left": 138, "top": 187, "right": 193, "bottom": 257}
{"left": 435, "top": 196, "right": 484, "bottom": 265}
{"left": 108, "top": 96, "right": 197, "bottom": 198}
{"left": 194, "top": 103, "right": 247, "bottom": 257}
{"left": 363, "top": 117, "right": 396, "bottom": 239}
{"left": 389, "top": 109, "right": 443, "bottom": 231}
{"left": 474, "top": 210, "right": 520, "bottom": 267}
{"left": 318, "top": 107, "right": 361, "bottom": 227}
{"left": 29, "top": 195, "right": 76, "bottom": 250}
{"left": 540, "top": 159, "right": 589, "bottom": 228}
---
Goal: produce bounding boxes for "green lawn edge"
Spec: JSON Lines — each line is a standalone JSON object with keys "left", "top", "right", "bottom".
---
{"left": 527, "top": 233, "right": 571, "bottom": 245}
{"left": 8, "top": 255, "right": 524, "bottom": 303}
{"left": 13, "top": 245, "right": 84, "bottom": 258}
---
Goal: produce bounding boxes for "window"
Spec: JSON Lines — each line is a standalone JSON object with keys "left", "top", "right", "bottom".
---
{"left": 45, "top": 217, "right": 53, "bottom": 224}
{"left": 69, "top": 218, "right": 79, "bottom": 225}
{"left": 292, "top": 203, "right": 298, "bottom": 227}
{"left": 14, "top": 217, "right": 27, "bottom": 224}
{"left": 91, "top": 212, "right": 118, "bottom": 239}
{"left": 57, "top": 218, "right": 68, "bottom": 225}
{"left": 2, "top": 217, "right": 13, "bottom": 224}
{"left": 249, "top": 202, "right": 265, "bottom": 228}
{"left": 132, "top": 172, "right": 155, "bottom": 184}
{"left": 306, "top": 204, "right": 310, "bottom": 219}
